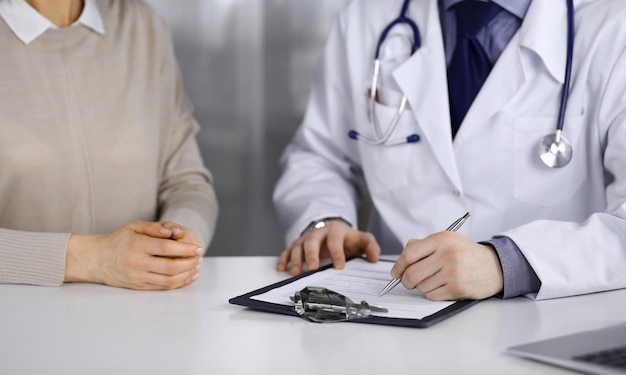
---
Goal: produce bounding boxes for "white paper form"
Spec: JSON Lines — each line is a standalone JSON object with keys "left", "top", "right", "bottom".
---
{"left": 252, "top": 258, "right": 455, "bottom": 320}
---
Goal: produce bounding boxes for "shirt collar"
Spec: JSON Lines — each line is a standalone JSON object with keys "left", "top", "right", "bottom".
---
{"left": 0, "top": 0, "right": 105, "bottom": 44}
{"left": 442, "top": 0, "right": 531, "bottom": 19}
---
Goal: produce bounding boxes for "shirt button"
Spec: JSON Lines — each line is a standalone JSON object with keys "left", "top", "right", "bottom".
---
{"left": 452, "top": 189, "right": 461, "bottom": 197}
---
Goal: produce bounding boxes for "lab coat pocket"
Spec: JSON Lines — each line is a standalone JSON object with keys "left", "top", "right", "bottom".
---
{"left": 358, "top": 95, "right": 418, "bottom": 192}
{"left": 513, "top": 116, "right": 586, "bottom": 206}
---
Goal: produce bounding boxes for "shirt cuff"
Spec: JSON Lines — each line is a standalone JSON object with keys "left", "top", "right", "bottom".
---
{"left": 481, "top": 236, "right": 541, "bottom": 299}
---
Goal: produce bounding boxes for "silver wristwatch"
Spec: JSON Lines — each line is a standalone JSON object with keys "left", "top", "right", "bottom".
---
{"left": 300, "top": 217, "right": 352, "bottom": 236}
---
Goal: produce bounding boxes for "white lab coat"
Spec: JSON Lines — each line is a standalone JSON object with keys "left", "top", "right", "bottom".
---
{"left": 273, "top": 0, "right": 626, "bottom": 300}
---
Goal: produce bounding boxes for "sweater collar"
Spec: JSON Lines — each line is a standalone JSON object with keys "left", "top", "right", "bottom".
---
{"left": 0, "top": 0, "right": 104, "bottom": 44}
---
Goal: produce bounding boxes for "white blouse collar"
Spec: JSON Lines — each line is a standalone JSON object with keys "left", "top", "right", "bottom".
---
{"left": 0, "top": 0, "right": 105, "bottom": 44}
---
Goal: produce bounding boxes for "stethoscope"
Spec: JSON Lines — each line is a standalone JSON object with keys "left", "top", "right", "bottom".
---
{"left": 349, "top": 0, "right": 575, "bottom": 168}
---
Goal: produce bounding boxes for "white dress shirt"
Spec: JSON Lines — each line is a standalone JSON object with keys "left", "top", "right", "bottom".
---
{"left": 0, "top": 0, "right": 104, "bottom": 44}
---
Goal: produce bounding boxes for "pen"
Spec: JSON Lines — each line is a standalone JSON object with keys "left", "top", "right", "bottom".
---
{"left": 378, "top": 212, "right": 470, "bottom": 297}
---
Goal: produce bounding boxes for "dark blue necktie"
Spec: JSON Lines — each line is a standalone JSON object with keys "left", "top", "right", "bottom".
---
{"left": 447, "top": 1, "right": 502, "bottom": 138}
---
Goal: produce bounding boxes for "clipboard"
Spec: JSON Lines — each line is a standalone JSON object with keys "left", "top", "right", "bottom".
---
{"left": 229, "top": 258, "right": 481, "bottom": 328}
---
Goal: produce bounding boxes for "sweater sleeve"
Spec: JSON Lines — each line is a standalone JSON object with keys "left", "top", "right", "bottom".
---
{"left": 155, "top": 19, "right": 218, "bottom": 252}
{"left": 0, "top": 229, "right": 69, "bottom": 286}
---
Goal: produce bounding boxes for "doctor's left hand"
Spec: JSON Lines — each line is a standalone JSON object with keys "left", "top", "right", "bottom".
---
{"left": 391, "top": 231, "right": 503, "bottom": 301}
{"left": 276, "top": 221, "right": 381, "bottom": 276}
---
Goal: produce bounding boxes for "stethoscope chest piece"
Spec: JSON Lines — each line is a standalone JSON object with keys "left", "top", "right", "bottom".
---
{"left": 538, "top": 131, "right": 572, "bottom": 168}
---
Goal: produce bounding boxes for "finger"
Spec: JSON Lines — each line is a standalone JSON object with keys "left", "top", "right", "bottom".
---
{"left": 415, "top": 272, "right": 447, "bottom": 296}
{"left": 144, "top": 269, "right": 199, "bottom": 290}
{"left": 401, "top": 254, "right": 442, "bottom": 291}
{"left": 142, "top": 236, "right": 202, "bottom": 258}
{"left": 126, "top": 220, "right": 175, "bottom": 239}
{"left": 423, "top": 284, "right": 455, "bottom": 301}
{"left": 146, "top": 255, "right": 201, "bottom": 276}
{"left": 302, "top": 231, "right": 325, "bottom": 271}
{"left": 276, "top": 245, "right": 293, "bottom": 272}
{"left": 302, "top": 235, "right": 323, "bottom": 271}
{"left": 289, "top": 240, "right": 305, "bottom": 276}
{"left": 363, "top": 235, "right": 381, "bottom": 262}
{"left": 160, "top": 221, "right": 186, "bottom": 240}
{"left": 423, "top": 278, "right": 480, "bottom": 301}
{"left": 345, "top": 231, "right": 380, "bottom": 262}
{"left": 325, "top": 227, "right": 347, "bottom": 270}
{"left": 183, "top": 231, "right": 200, "bottom": 248}
{"left": 160, "top": 222, "right": 202, "bottom": 247}
{"left": 179, "top": 232, "right": 201, "bottom": 249}
{"left": 391, "top": 237, "right": 437, "bottom": 279}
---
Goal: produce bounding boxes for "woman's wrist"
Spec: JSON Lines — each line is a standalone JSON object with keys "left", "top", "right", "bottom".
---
{"left": 64, "top": 234, "right": 102, "bottom": 283}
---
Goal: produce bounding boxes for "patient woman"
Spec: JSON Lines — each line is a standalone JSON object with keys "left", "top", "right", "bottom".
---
{"left": 0, "top": 0, "right": 218, "bottom": 290}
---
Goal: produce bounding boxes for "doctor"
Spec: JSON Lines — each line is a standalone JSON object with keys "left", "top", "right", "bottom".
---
{"left": 273, "top": 0, "right": 626, "bottom": 300}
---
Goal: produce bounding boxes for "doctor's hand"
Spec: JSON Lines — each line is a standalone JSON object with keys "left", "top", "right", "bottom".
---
{"left": 64, "top": 221, "right": 203, "bottom": 290}
{"left": 391, "top": 231, "right": 503, "bottom": 301}
{"left": 276, "top": 221, "right": 381, "bottom": 276}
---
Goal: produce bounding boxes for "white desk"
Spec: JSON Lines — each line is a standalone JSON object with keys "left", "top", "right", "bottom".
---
{"left": 1, "top": 256, "right": 625, "bottom": 375}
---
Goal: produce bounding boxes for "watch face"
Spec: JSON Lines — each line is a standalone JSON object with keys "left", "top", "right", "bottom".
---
{"left": 314, "top": 221, "right": 327, "bottom": 229}
{"left": 303, "top": 217, "right": 351, "bottom": 237}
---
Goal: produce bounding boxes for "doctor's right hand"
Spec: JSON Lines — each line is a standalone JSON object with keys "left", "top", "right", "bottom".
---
{"left": 276, "top": 220, "right": 381, "bottom": 276}
{"left": 64, "top": 221, "right": 203, "bottom": 290}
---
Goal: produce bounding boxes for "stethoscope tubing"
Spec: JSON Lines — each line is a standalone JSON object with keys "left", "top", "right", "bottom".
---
{"left": 352, "top": 0, "right": 420, "bottom": 146}
{"left": 556, "top": 0, "right": 574, "bottom": 140}
{"left": 374, "top": 0, "right": 420, "bottom": 59}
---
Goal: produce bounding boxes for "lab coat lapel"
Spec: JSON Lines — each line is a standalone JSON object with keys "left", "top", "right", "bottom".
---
{"left": 518, "top": 0, "right": 568, "bottom": 85}
{"left": 392, "top": 0, "right": 462, "bottom": 189}
{"left": 453, "top": 0, "right": 567, "bottom": 146}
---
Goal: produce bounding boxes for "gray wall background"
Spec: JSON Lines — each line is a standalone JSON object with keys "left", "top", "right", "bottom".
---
{"left": 144, "top": 0, "right": 350, "bottom": 256}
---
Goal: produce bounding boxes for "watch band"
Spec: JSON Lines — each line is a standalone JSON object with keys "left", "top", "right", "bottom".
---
{"left": 300, "top": 217, "right": 352, "bottom": 237}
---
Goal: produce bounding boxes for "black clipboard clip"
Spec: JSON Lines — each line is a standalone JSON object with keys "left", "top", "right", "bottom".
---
{"left": 290, "top": 286, "right": 388, "bottom": 323}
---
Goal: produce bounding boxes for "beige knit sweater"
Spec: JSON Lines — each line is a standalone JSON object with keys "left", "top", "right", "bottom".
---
{"left": 0, "top": 0, "right": 218, "bottom": 286}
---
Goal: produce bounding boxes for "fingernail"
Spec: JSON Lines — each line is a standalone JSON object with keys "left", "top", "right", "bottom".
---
{"left": 158, "top": 228, "right": 170, "bottom": 235}
{"left": 192, "top": 273, "right": 199, "bottom": 281}
{"left": 195, "top": 248, "right": 202, "bottom": 256}
{"left": 172, "top": 228, "right": 182, "bottom": 235}
{"left": 196, "top": 264, "right": 202, "bottom": 271}
{"left": 198, "top": 256, "right": 204, "bottom": 264}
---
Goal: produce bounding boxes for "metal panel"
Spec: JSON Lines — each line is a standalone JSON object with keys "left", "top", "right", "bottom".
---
{"left": 144, "top": 0, "right": 350, "bottom": 255}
